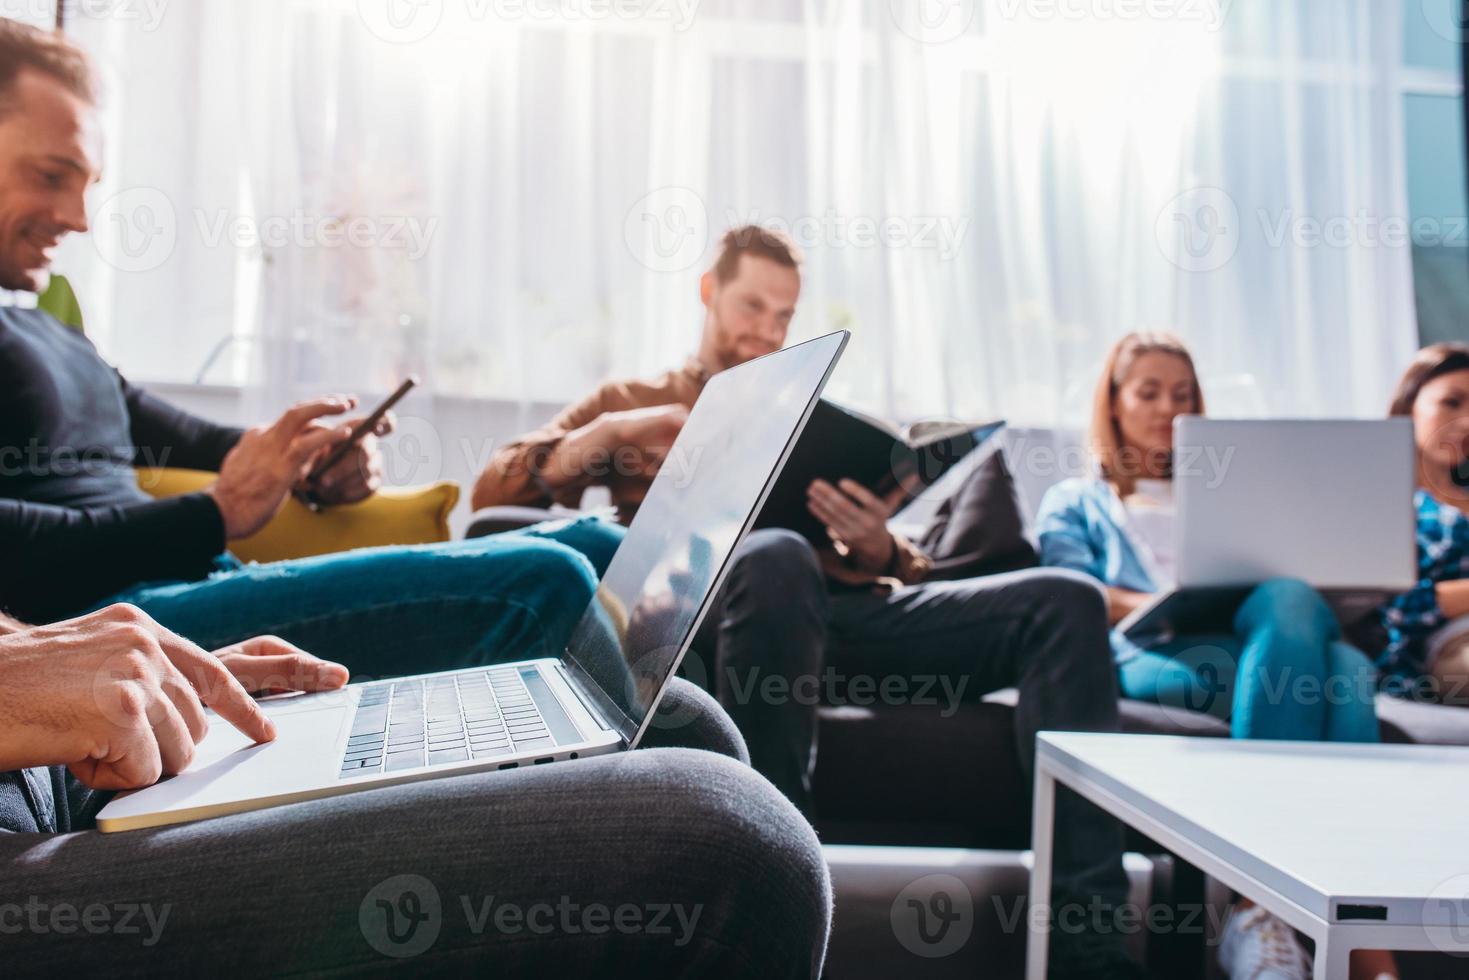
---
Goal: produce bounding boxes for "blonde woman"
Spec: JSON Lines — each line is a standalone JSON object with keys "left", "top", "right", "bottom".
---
{"left": 1035, "top": 332, "right": 1392, "bottom": 980}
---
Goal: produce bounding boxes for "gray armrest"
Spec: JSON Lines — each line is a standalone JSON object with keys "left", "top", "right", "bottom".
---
{"left": 464, "top": 505, "right": 566, "bottom": 539}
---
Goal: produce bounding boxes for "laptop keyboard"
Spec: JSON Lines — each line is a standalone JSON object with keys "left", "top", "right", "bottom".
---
{"left": 339, "top": 667, "right": 555, "bottom": 778}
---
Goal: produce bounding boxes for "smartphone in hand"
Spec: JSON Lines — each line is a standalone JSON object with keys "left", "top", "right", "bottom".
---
{"left": 298, "top": 376, "right": 418, "bottom": 509}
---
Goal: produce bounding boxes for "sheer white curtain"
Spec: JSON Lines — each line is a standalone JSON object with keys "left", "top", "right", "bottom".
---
{"left": 52, "top": 0, "right": 1418, "bottom": 436}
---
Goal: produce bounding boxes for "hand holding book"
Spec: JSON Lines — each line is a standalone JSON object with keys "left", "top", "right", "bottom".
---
{"left": 754, "top": 399, "right": 1005, "bottom": 545}
{"left": 806, "top": 478, "right": 907, "bottom": 573}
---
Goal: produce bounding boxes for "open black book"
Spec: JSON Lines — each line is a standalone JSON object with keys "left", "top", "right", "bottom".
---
{"left": 753, "top": 399, "right": 1005, "bottom": 545}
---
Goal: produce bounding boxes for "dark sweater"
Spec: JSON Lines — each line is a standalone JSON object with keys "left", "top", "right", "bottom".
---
{"left": 0, "top": 307, "right": 244, "bottom": 622}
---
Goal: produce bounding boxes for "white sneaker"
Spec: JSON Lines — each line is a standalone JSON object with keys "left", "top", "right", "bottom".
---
{"left": 1217, "top": 905, "right": 1312, "bottom": 980}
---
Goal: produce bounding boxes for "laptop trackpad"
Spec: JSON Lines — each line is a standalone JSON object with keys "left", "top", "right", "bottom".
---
{"left": 99, "top": 705, "right": 348, "bottom": 825}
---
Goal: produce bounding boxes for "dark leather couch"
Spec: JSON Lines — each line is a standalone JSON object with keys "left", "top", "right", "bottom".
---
{"left": 810, "top": 687, "right": 1469, "bottom": 850}
{"left": 467, "top": 482, "right": 1469, "bottom": 978}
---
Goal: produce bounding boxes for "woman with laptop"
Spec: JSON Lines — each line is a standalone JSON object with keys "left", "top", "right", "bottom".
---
{"left": 1033, "top": 332, "right": 1395, "bottom": 980}
{"left": 1379, "top": 342, "right": 1469, "bottom": 708}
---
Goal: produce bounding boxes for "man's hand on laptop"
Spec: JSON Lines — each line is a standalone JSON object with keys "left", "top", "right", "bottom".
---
{"left": 207, "top": 396, "right": 359, "bottom": 539}
{"left": 807, "top": 478, "right": 904, "bottom": 574}
{"left": 213, "top": 635, "right": 349, "bottom": 695}
{"left": 0, "top": 604, "right": 277, "bottom": 790}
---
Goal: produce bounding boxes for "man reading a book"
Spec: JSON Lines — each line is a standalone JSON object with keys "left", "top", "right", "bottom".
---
{"left": 472, "top": 224, "right": 1144, "bottom": 978}
{"left": 471, "top": 224, "right": 930, "bottom": 584}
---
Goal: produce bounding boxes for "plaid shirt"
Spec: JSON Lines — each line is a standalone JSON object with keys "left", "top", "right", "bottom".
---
{"left": 1378, "top": 490, "right": 1469, "bottom": 683}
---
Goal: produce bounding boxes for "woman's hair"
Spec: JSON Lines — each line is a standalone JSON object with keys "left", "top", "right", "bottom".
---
{"left": 1388, "top": 343, "right": 1469, "bottom": 417}
{"left": 1089, "top": 331, "right": 1204, "bottom": 496}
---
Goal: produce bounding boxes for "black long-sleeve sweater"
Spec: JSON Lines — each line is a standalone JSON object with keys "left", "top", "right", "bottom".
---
{"left": 0, "top": 306, "right": 244, "bottom": 622}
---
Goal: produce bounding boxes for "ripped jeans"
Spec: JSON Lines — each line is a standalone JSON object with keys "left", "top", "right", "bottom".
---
{"left": 96, "top": 517, "right": 625, "bottom": 680}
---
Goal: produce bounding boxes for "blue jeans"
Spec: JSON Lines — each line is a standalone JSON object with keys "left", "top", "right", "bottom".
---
{"left": 1118, "top": 578, "right": 1379, "bottom": 742}
{"left": 96, "top": 517, "right": 625, "bottom": 680}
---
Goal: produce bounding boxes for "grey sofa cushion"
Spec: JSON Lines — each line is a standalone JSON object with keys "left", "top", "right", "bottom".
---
{"left": 811, "top": 691, "right": 1230, "bottom": 849}
{"left": 812, "top": 691, "right": 1469, "bottom": 848}
{"left": 916, "top": 450, "right": 1038, "bottom": 581}
{"left": 1376, "top": 693, "right": 1469, "bottom": 745}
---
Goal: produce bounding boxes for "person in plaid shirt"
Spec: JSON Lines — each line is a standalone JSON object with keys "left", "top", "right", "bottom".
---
{"left": 1382, "top": 343, "right": 1469, "bottom": 700}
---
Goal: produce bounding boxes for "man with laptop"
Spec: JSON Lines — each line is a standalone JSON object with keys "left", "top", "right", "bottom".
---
{"left": 0, "top": 608, "right": 830, "bottom": 977}
{"left": 0, "top": 19, "right": 620, "bottom": 678}
{"left": 0, "top": 23, "right": 836, "bottom": 974}
{"left": 0, "top": 330, "right": 851, "bottom": 975}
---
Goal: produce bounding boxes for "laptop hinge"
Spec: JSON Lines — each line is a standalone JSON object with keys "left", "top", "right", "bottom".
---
{"left": 556, "top": 662, "right": 616, "bottom": 734}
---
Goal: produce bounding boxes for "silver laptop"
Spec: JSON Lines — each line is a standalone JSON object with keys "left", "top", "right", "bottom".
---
{"left": 1118, "top": 417, "right": 1417, "bottom": 641}
{"left": 97, "top": 331, "right": 850, "bottom": 832}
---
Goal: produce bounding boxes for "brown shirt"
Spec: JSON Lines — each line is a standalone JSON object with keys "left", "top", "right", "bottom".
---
{"left": 474, "top": 357, "right": 931, "bottom": 590}
{"left": 475, "top": 358, "right": 711, "bottom": 525}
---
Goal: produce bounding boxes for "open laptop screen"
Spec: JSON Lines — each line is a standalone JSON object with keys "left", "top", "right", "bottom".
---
{"left": 561, "top": 332, "right": 847, "bottom": 746}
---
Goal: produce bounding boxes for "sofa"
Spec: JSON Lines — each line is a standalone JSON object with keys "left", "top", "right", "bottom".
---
{"left": 809, "top": 426, "right": 1469, "bottom": 846}
{"left": 468, "top": 425, "right": 1469, "bottom": 977}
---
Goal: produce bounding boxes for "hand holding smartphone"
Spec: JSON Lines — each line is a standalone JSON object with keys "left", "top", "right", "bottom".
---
{"left": 298, "top": 376, "right": 418, "bottom": 509}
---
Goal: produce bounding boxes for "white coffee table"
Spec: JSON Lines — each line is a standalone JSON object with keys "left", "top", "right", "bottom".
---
{"left": 1025, "top": 733, "right": 1469, "bottom": 980}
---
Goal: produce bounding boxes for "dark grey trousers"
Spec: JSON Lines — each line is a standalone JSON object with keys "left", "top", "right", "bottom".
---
{"left": 698, "top": 529, "right": 1130, "bottom": 956}
{"left": 0, "top": 680, "right": 832, "bottom": 978}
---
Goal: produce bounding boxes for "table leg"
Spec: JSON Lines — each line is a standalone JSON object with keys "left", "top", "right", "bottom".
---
{"left": 1152, "top": 858, "right": 1207, "bottom": 976}
{"left": 1026, "top": 768, "right": 1057, "bottom": 980}
{"left": 1314, "top": 929, "right": 1352, "bottom": 980}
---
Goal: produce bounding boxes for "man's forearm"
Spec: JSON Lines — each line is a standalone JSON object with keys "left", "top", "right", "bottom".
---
{"left": 123, "top": 375, "right": 246, "bottom": 472}
{"left": 0, "top": 611, "right": 28, "bottom": 636}
{"left": 472, "top": 419, "right": 609, "bottom": 510}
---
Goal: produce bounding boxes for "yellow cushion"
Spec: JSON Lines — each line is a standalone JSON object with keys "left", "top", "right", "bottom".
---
{"left": 137, "top": 468, "right": 460, "bottom": 564}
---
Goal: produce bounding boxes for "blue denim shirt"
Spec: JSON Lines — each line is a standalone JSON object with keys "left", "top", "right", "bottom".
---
{"left": 1035, "top": 477, "right": 1162, "bottom": 592}
{"left": 1034, "top": 477, "right": 1168, "bottom": 664}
